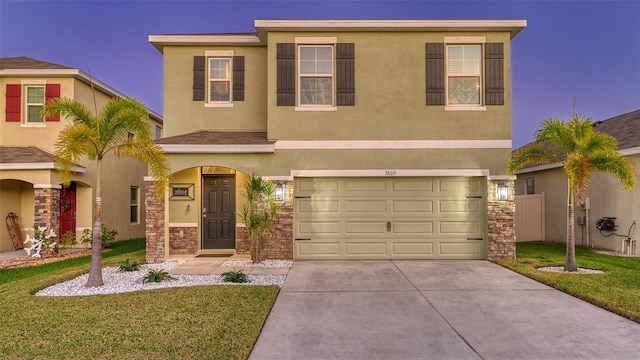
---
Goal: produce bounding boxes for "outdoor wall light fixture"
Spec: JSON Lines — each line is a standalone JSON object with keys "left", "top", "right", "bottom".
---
{"left": 274, "top": 183, "right": 285, "bottom": 201}
{"left": 496, "top": 182, "right": 509, "bottom": 201}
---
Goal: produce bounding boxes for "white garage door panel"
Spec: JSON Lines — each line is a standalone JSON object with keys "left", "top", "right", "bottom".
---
{"left": 393, "top": 242, "right": 434, "bottom": 255}
{"left": 346, "top": 242, "right": 387, "bottom": 255}
{"left": 294, "top": 177, "right": 486, "bottom": 259}
{"left": 296, "top": 242, "right": 340, "bottom": 256}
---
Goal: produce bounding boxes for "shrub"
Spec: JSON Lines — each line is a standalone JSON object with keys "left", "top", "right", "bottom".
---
{"left": 23, "top": 226, "right": 57, "bottom": 258}
{"left": 80, "top": 225, "right": 119, "bottom": 248}
{"left": 221, "top": 269, "right": 250, "bottom": 283}
{"left": 142, "top": 269, "right": 176, "bottom": 284}
{"left": 118, "top": 259, "right": 141, "bottom": 272}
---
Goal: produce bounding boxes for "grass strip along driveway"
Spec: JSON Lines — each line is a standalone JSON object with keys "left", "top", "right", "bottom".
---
{"left": 0, "top": 239, "right": 279, "bottom": 360}
{"left": 495, "top": 241, "right": 640, "bottom": 323}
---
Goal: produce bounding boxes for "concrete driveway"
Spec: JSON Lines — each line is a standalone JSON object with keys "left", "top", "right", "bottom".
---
{"left": 249, "top": 260, "right": 639, "bottom": 360}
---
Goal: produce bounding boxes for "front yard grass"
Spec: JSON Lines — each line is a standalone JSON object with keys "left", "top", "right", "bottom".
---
{"left": 0, "top": 239, "right": 279, "bottom": 360}
{"left": 495, "top": 241, "right": 640, "bottom": 323}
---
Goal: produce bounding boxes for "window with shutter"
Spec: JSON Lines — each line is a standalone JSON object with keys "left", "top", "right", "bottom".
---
{"left": 427, "top": 39, "right": 504, "bottom": 110}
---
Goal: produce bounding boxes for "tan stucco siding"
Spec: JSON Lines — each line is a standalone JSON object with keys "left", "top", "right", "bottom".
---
{"left": 266, "top": 32, "right": 513, "bottom": 141}
{"left": 162, "top": 46, "right": 268, "bottom": 137}
{"left": 167, "top": 148, "right": 511, "bottom": 177}
{"left": 515, "top": 154, "right": 640, "bottom": 251}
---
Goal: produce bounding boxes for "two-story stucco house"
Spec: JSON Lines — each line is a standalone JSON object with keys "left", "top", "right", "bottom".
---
{"left": 146, "top": 19, "right": 526, "bottom": 263}
{"left": 0, "top": 57, "right": 163, "bottom": 251}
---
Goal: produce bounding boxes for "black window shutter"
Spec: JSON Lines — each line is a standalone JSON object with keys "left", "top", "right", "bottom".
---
{"left": 193, "top": 56, "right": 205, "bottom": 101}
{"left": 336, "top": 43, "right": 355, "bottom": 106}
{"left": 233, "top": 56, "right": 245, "bottom": 101}
{"left": 425, "top": 43, "right": 445, "bottom": 106}
{"left": 484, "top": 43, "right": 504, "bottom": 105}
{"left": 277, "top": 43, "right": 295, "bottom": 106}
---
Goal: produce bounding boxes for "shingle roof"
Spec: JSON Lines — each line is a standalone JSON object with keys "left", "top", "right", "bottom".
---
{"left": 156, "top": 131, "right": 273, "bottom": 145}
{"left": 591, "top": 110, "right": 640, "bottom": 150}
{"left": 0, "top": 56, "right": 72, "bottom": 70}
{"left": 515, "top": 109, "right": 640, "bottom": 152}
{"left": 0, "top": 146, "right": 56, "bottom": 164}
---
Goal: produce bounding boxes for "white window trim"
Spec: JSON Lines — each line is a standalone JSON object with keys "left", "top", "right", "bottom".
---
{"left": 445, "top": 42, "right": 484, "bottom": 111}
{"left": 298, "top": 44, "right": 335, "bottom": 108}
{"left": 295, "top": 37, "right": 337, "bottom": 44}
{"left": 24, "top": 85, "right": 46, "bottom": 124}
{"left": 207, "top": 51, "right": 234, "bottom": 105}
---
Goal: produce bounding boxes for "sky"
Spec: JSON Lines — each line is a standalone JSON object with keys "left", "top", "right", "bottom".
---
{"left": 1, "top": 0, "right": 638, "bottom": 148}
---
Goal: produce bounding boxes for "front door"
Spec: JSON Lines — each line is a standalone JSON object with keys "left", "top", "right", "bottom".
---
{"left": 202, "top": 175, "right": 236, "bottom": 249}
{"left": 59, "top": 184, "right": 76, "bottom": 239}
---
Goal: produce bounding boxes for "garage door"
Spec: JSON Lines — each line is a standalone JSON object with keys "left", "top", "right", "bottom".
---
{"left": 294, "top": 177, "right": 486, "bottom": 260}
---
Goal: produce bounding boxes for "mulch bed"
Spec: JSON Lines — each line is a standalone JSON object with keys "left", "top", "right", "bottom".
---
{"left": 0, "top": 249, "right": 93, "bottom": 269}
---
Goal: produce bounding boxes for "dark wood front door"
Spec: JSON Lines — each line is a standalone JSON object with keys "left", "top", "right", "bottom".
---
{"left": 59, "top": 184, "right": 76, "bottom": 239}
{"left": 202, "top": 175, "right": 236, "bottom": 249}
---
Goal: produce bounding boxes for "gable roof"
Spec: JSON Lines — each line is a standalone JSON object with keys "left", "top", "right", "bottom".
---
{"left": 515, "top": 109, "right": 640, "bottom": 174}
{"left": 0, "top": 56, "right": 72, "bottom": 70}
{"left": 0, "top": 146, "right": 86, "bottom": 173}
{"left": 591, "top": 110, "right": 640, "bottom": 151}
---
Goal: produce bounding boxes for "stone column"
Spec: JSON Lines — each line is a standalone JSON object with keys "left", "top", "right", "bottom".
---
{"left": 33, "top": 184, "right": 61, "bottom": 237}
{"left": 145, "top": 178, "right": 165, "bottom": 263}
{"left": 487, "top": 179, "right": 516, "bottom": 260}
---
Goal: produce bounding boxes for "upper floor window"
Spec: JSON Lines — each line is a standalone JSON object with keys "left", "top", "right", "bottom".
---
{"left": 4, "top": 83, "right": 60, "bottom": 124}
{"left": 447, "top": 45, "right": 481, "bottom": 106}
{"left": 209, "top": 57, "right": 231, "bottom": 103}
{"left": 426, "top": 39, "right": 504, "bottom": 109}
{"left": 299, "top": 45, "right": 334, "bottom": 106}
{"left": 277, "top": 41, "right": 355, "bottom": 109}
{"left": 25, "top": 85, "right": 46, "bottom": 123}
{"left": 192, "top": 52, "right": 244, "bottom": 106}
{"left": 155, "top": 126, "right": 162, "bottom": 139}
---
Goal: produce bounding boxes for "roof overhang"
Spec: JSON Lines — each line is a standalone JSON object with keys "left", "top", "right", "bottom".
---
{"left": 149, "top": 34, "right": 263, "bottom": 53}
{"left": 159, "top": 144, "right": 274, "bottom": 154}
{"left": 255, "top": 19, "right": 527, "bottom": 39}
{"left": 0, "top": 162, "right": 86, "bottom": 172}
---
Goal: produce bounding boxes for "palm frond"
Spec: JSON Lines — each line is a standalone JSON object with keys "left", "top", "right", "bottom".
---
{"left": 591, "top": 152, "right": 637, "bottom": 191}
{"left": 42, "top": 97, "right": 96, "bottom": 128}
{"left": 112, "top": 141, "right": 171, "bottom": 198}
{"left": 564, "top": 152, "right": 592, "bottom": 199}
{"left": 534, "top": 118, "right": 574, "bottom": 153}
{"left": 507, "top": 145, "right": 558, "bottom": 175}
{"left": 54, "top": 124, "right": 99, "bottom": 184}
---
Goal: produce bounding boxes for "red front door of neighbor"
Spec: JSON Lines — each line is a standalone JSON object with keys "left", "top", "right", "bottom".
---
{"left": 59, "top": 185, "right": 76, "bottom": 239}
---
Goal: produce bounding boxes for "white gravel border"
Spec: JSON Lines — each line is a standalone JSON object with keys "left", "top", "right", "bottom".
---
{"left": 537, "top": 266, "right": 604, "bottom": 274}
{"left": 36, "top": 260, "right": 291, "bottom": 297}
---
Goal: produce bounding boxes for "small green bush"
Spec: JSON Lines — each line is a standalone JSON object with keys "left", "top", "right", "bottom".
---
{"left": 80, "top": 225, "right": 119, "bottom": 248}
{"left": 118, "top": 259, "right": 141, "bottom": 272}
{"left": 142, "top": 269, "right": 176, "bottom": 284}
{"left": 221, "top": 269, "right": 250, "bottom": 283}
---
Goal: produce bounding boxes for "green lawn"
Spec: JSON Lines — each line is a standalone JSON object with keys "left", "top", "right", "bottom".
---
{"left": 495, "top": 241, "right": 640, "bottom": 323}
{"left": 0, "top": 239, "right": 279, "bottom": 360}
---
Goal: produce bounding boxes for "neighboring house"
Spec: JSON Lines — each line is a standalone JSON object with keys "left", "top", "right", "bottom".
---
{"left": 514, "top": 109, "right": 640, "bottom": 253}
{"left": 0, "top": 57, "right": 163, "bottom": 251}
{"left": 146, "top": 19, "right": 526, "bottom": 263}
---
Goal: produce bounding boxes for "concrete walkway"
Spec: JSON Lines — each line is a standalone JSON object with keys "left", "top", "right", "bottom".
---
{"left": 249, "top": 260, "right": 640, "bottom": 360}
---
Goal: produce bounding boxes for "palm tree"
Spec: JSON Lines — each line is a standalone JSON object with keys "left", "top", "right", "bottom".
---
{"left": 43, "top": 97, "right": 170, "bottom": 287}
{"left": 508, "top": 115, "right": 635, "bottom": 271}
{"left": 240, "top": 175, "right": 278, "bottom": 263}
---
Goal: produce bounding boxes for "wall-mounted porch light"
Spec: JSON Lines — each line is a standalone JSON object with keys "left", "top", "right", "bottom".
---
{"left": 274, "top": 183, "right": 285, "bottom": 201}
{"left": 496, "top": 182, "right": 509, "bottom": 201}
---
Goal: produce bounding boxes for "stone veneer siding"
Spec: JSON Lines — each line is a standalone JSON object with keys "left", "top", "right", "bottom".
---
{"left": 487, "top": 180, "right": 516, "bottom": 260}
{"left": 145, "top": 180, "right": 165, "bottom": 263}
{"left": 34, "top": 186, "right": 60, "bottom": 237}
{"left": 169, "top": 226, "right": 198, "bottom": 254}
{"left": 236, "top": 180, "right": 294, "bottom": 259}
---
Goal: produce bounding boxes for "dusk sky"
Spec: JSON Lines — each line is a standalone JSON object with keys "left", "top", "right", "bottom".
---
{"left": 1, "top": 0, "right": 638, "bottom": 148}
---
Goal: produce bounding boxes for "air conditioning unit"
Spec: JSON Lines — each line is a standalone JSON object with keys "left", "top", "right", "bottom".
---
{"left": 596, "top": 217, "right": 617, "bottom": 231}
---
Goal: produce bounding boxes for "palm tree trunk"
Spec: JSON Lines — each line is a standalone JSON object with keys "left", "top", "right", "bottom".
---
{"left": 566, "top": 183, "right": 578, "bottom": 272}
{"left": 86, "top": 158, "right": 104, "bottom": 287}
